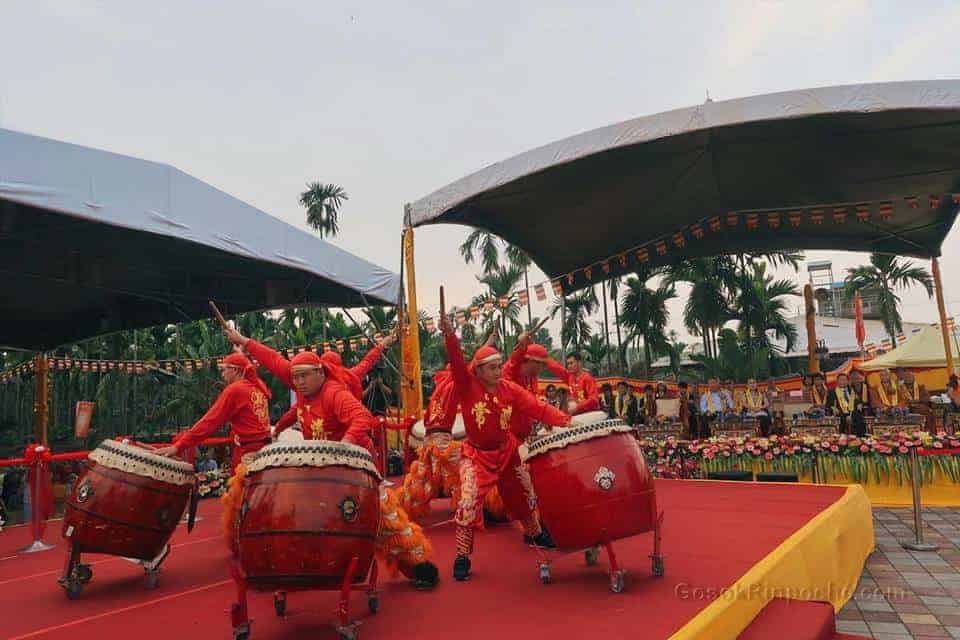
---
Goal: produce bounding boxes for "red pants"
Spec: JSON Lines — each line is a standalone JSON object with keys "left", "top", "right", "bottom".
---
{"left": 455, "top": 439, "right": 538, "bottom": 531}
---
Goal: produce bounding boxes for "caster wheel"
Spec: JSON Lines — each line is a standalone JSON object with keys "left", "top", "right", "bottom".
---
{"left": 76, "top": 564, "right": 93, "bottom": 583}
{"left": 538, "top": 564, "right": 551, "bottom": 585}
{"left": 145, "top": 570, "right": 159, "bottom": 590}
{"left": 609, "top": 570, "right": 626, "bottom": 593}
{"left": 336, "top": 625, "right": 359, "bottom": 640}
{"left": 233, "top": 626, "right": 250, "bottom": 640}
{"left": 273, "top": 593, "right": 286, "bottom": 617}
{"left": 62, "top": 579, "right": 83, "bottom": 600}
{"left": 651, "top": 556, "right": 664, "bottom": 577}
{"left": 584, "top": 547, "right": 600, "bottom": 566}
{"left": 367, "top": 595, "right": 379, "bottom": 614}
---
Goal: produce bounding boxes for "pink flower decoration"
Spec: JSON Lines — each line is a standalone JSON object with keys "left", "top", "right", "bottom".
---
{"left": 830, "top": 446, "right": 839, "bottom": 453}
{"left": 860, "top": 445, "right": 870, "bottom": 453}
{"left": 764, "top": 452, "right": 773, "bottom": 461}
{"left": 898, "top": 446, "right": 908, "bottom": 454}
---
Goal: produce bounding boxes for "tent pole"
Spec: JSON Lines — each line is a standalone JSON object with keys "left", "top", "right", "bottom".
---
{"left": 932, "top": 257, "right": 955, "bottom": 375}
{"left": 804, "top": 284, "right": 819, "bottom": 374}
{"left": 601, "top": 279, "right": 612, "bottom": 374}
{"left": 34, "top": 354, "right": 49, "bottom": 446}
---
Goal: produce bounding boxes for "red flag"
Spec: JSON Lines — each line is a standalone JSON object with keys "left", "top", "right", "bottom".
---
{"left": 854, "top": 294, "right": 866, "bottom": 350}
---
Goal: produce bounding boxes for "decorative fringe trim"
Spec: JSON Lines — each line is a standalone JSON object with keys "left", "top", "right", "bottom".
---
{"left": 483, "top": 486, "right": 509, "bottom": 523}
{"left": 376, "top": 485, "right": 435, "bottom": 579}
{"left": 400, "top": 439, "right": 462, "bottom": 521}
{"left": 455, "top": 525, "right": 475, "bottom": 556}
{"left": 220, "top": 463, "right": 247, "bottom": 556}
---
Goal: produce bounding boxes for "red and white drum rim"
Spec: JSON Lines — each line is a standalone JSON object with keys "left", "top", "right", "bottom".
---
{"left": 522, "top": 417, "right": 634, "bottom": 461}
{"left": 247, "top": 439, "right": 382, "bottom": 479}
{"left": 89, "top": 439, "right": 195, "bottom": 486}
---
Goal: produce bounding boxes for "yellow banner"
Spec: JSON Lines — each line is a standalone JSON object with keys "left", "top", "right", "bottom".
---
{"left": 401, "top": 226, "right": 423, "bottom": 420}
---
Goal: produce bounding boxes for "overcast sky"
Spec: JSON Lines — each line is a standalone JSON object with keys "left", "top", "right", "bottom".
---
{"left": 3, "top": 1, "right": 960, "bottom": 348}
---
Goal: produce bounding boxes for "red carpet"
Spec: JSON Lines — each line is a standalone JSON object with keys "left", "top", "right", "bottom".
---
{"left": 0, "top": 480, "right": 848, "bottom": 640}
{"left": 738, "top": 598, "right": 870, "bottom": 640}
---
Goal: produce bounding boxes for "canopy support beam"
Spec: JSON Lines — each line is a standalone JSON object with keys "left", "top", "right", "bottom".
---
{"left": 932, "top": 257, "right": 955, "bottom": 375}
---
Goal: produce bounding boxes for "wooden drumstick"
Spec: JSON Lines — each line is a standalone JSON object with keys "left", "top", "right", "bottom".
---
{"left": 530, "top": 314, "right": 550, "bottom": 335}
{"left": 208, "top": 300, "right": 230, "bottom": 331}
{"left": 439, "top": 286, "right": 446, "bottom": 323}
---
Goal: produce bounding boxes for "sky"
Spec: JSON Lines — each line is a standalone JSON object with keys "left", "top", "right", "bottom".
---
{"left": 2, "top": 0, "right": 960, "bottom": 350}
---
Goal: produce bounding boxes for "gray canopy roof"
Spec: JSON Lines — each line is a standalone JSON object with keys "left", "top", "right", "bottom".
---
{"left": 407, "top": 80, "right": 960, "bottom": 292}
{"left": 0, "top": 127, "right": 399, "bottom": 350}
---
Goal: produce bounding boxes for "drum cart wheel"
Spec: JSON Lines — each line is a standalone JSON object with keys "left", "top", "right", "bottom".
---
{"left": 538, "top": 562, "right": 552, "bottom": 584}
{"left": 273, "top": 591, "right": 287, "bottom": 617}
{"left": 367, "top": 592, "right": 379, "bottom": 614}
{"left": 650, "top": 510, "right": 665, "bottom": 578}
{"left": 144, "top": 569, "right": 160, "bottom": 590}
{"left": 59, "top": 544, "right": 86, "bottom": 599}
{"left": 609, "top": 570, "right": 626, "bottom": 594}
{"left": 584, "top": 546, "right": 600, "bottom": 566}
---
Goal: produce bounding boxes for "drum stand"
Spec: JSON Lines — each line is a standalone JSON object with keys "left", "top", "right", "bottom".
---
{"left": 229, "top": 556, "right": 380, "bottom": 640}
{"left": 58, "top": 542, "right": 170, "bottom": 598}
{"left": 533, "top": 511, "right": 664, "bottom": 593}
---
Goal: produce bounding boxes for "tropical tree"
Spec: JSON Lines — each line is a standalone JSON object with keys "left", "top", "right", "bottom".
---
{"left": 459, "top": 229, "right": 502, "bottom": 274}
{"left": 300, "top": 182, "right": 348, "bottom": 239}
{"left": 618, "top": 275, "right": 676, "bottom": 376}
{"left": 581, "top": 334, "right": 610, "bottom": 376}
{"left": 473, "top": 265, "right": 525, "bottom": 344}
{"left": 664, "top": 257, "right": 735, "bottom": 360}
{"left": 843, "top": 252, "right": 934, "bottom": 344}
{"left": 551, "top": 288, "right": 598, "bottom": 352}
{"left": 735, "top": 262, "right": 800, "bottom": 377}
{"left": 692, "top": 328, "right": 770, "bottom": 382}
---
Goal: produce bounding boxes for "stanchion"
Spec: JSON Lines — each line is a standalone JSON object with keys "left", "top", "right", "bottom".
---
{"left": 900, "top": 445, "right": 938, "bottom": 552}
{"left": 810, "top": 449, "right": 819, "bottom": 484}
{"left": 19, "top": 445, "right": 55, "bottom": 554}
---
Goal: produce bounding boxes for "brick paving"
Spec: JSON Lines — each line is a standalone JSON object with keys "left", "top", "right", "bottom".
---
{"left": 836, "top": 507, "right": 960, "bottom": 639}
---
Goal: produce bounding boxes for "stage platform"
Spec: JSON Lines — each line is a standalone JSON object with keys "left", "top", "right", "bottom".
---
{"left": 0, "top": 479, "right": 873, "bottom": 640}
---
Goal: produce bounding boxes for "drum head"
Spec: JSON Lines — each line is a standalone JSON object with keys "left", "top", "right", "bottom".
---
{"left": 570, "top": 411, "right": 610, "bottom": 427}
{"left": 523, "top": 416, "right": 634, "bottom": 461}
{"left": 276, "top": 428, "right": 305, "bottom": 443}
{"left": 247, "top": 439, "right": 381, "bottom": 480}
{"left": 89, "top": 439, "right": 195, "bottom": 486}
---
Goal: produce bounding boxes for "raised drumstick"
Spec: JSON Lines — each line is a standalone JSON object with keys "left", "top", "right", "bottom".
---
{"left": 439, "top": 286, "right": 446, "bottom": 322}
{"left": 208, "top": 300, "right": 230, "bottom": 331}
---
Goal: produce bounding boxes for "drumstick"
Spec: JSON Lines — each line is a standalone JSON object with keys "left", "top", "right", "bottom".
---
{"left": 530, "top": 314, "right": 550, "bottom": 335}
{"left": 439, "top": 286, "right": 446, "bottom": 325}
{"left": 208, "top": 300, "right": 230, "bottom": 331}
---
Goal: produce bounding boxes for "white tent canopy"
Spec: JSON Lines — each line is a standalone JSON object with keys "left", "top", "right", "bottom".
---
{"left": 0, "top": 127, "right": 399, "bottom": 349}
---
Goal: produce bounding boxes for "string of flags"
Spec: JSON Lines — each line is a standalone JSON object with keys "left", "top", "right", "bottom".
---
{"left": 0, "top": 332, "right": 391, "bottom": 384}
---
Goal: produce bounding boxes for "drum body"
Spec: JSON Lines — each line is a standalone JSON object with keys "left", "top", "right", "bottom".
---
{"left": 526, "top": 418, "right": 656, "bottom": 551}
{"left": 237, "top": 441, "right": 382, "bottom": 590}
{"left": 62, "top": 440, "right": 194, "bottom": 560}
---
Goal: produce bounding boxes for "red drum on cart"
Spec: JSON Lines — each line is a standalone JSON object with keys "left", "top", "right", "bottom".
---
{"left": 524, "top": 414, "right": 663, "bottom": 590}
{"left": 60, "top": 439, "right": 196, "bottom": 597}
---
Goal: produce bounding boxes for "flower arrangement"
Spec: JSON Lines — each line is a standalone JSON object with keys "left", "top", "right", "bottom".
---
{"left": 196, "top": 471, "right": 227, "bottom": 498}
{"left": 639, "top": 432, "right": 960, "bottom": 484}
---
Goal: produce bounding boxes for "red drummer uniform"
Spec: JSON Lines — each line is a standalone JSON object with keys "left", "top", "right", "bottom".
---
{"left": 245, "top": 341, "right": 376, "bottom": 453}
{"left": 503, "top": 342, "right": 550, "bottom": 440}
{"left": 243, "top": 341, "right": 437, "bottom": 584}
{"left": 546, "top": 359, "right": 600, "bottom": 414}
{"left": 424, "top": 365, "right": 458, "bottom": 431}
{"left": 445, "top": 332, "right": 570, "bottom": 556}
{"left": 173, "top": 353, "right": 271, "bottom": 469}
{"left": 273, "top": 343, "right": 388, "bottom": 432}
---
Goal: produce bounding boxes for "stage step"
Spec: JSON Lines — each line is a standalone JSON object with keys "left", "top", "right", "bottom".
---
{"left": 738, "top": 598, "right": 869, "bottom": 640}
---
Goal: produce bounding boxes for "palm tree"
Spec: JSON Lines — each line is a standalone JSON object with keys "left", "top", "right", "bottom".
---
{"left": 692, "top": 328, "right": 769, "bottom": 382}
{"left": 582, "top": 334, "right": 610, "bottom": 376}
{"left": 459, "top": 229, "right": 502, "bottom": 274}
{"left": 843, "top": 252, "right": 933, "bottom": 343}
{"left": 619, "top": 275, "right": 676, "bottom": 376}
{"left": 551, "top": 288, "right": 598, "bottom": 352}
{"left": 735, "top": 262, "right": 800, "bottom": 377}
{"left": 474, "top": 265, "right": 525, "bottom": 345}
{"left": 300, "top": 183, "right": 348, "bottom": 239}
{"left": 608, "top": 276, "right": 625, "bottom": 372}
{"left": 664, "top": 257, "right": 735, "bottom": 360}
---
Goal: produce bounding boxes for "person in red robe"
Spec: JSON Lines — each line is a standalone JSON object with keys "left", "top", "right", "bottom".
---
{"left": 502, "top": 332, "right": 550, "bottom": 440}
{"left": 226, "top": 328, "right": 439, "bottom": 590}
{"left": 156, "top": 352, "right": 271, "bottom": 469}
{"left": 440, "top": 314, "right": 572, "bottom": 581}
{"left": 156, "top": 352, "right": 273, "bottom": 556}
{"left": 545, "top": 351, "right": 600, "bottom": 415}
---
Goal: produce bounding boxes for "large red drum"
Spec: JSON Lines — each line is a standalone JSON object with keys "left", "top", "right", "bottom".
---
{"left": 237, "top": 440, "right": 382, "bottom": 591}
{"left": 525, "top": 414, "right": 657, "bottom": 550}
{"left": 63, "top": 439, "right": 195, "bottom": 561}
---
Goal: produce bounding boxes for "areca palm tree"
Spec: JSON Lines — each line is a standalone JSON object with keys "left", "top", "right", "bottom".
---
{"left": 551, "top": 288, "right": 598, "bottom": 352}
{"left": 459, "top": 229, "right": 502, "bottom": 274}
{"left": 474, "top": 265, "right": 525, "bottom": 345}
{"left": 582, "top": 334, "right": 610, "bottom": 375}
{"left": 618, "top": 275, "right": 676, "bottom": 376}
{"left": 844, "top": 253, "right": 933, "bottom": 343}
{"left": 300, "top": 183, "right": 348, "bottom": 239}
{"left": 735, "top": 262, "right": 800, "bottom": 376}
{"left": 664, "top": 257, "right": 735, "bottom": 360}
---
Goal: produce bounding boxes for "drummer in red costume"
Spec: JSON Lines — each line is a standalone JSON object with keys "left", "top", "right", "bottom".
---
{"left": 273, "top": 332, "right": 398, "bottom": 432}
{"left": 156, "top": 352, "right": 271, "bottom": 469}
{"left": 225, "top": 327, "right": 440, "bottom": 590}
{"left": 546, "top": 351, "right": 600, "bottom": 414}
{"left": 503, "top": 332, "right": 551, "bottom": 440}
{"left": 440, "top": 313, "right": 572, "bottom": 582}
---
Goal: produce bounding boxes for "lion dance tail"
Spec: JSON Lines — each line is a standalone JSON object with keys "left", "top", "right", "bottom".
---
{"left": 220, "top": 463, "right": 248, "bottom": 555}
{"left": 377, "top": 485, "right": 434, "bottom": 579}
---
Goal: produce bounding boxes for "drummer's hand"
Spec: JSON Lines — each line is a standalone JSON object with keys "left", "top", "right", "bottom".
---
{"left": 382, "top": 330, "right": 398, "bottom": 349}
{"left": 483, "top": 323, "right": 499, "bottom": 347}
{"left": 224, "top": 326, "right": 249, "bottom": 346}
{"left": 155, "top": 445, "right": 179, "bottom": 458}
{"left": 516, "top": 331, "right": 531, "bottom": 348}
{"left": 439, "top": 313, "right": 454, "bottom": 336}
